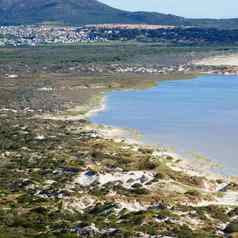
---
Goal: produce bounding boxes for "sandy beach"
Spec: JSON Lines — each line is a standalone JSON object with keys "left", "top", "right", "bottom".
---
{"left": 194, "top": 53, "right": 238, "bottom": 66}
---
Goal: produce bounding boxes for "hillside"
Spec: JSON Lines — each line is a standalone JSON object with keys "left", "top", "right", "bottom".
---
{"left": 0, "top": 0, "right": 238, "bottom": 29}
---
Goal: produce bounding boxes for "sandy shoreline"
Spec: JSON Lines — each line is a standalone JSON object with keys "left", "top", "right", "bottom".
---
{"left": 88, "top": 84, "right": 238, "bottom": 181}
{"left": 39, "top": 94, "right": 107, "bottom": 121}
{"left": 40, "top": 91, "right": 233, "bottom": 181}
{"left": 194, "top": 53, "right": 238, "bottom": 66}
{"left": 39, "top": 93, "right": 143, "bottom": 145}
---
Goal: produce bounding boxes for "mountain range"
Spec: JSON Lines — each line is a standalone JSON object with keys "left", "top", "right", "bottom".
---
{"left": 0, "top": 0, "right": 238, "bottom": 29}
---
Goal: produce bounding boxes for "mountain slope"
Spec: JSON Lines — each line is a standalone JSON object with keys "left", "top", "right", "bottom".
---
{"left": 0, "top": 0, "right": 189, "bottom": 26}
{"left": 0, "top": 0, "right": 126, "bottom": 25}
{"left": 0, "top": 0, "right": 238, "bottom": 29}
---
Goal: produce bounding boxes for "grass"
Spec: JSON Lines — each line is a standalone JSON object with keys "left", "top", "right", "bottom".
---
{"left": 0, "top": 44, "right": 237, "bottom": 66}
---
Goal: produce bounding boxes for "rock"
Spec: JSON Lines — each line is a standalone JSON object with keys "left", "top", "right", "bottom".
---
{"left": 63, "top": 196, "right": 96, "bottom": 213}
{"left": 6, "top": 74, "right": 18, "bottom": 79}
{"left": 35, "top": 135, "right": 45, "bottom": 140}
{"left": 70, "top": 223, "right": 100, "bottom": 237}
{"left": 37, "top": 87, "right": 53, "bottom": 92}
{"left": 229, "top": 207, "right": 238, "bottom": 217}
{"left": 62, "top": 167, "right": 80, "bottom": 174}
{"left": 75, "top": 170, "right": 98, "bottom": 187}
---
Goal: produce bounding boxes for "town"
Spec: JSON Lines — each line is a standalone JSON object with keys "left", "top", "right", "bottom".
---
{"left": 1, "top": 23, "right": 238, "bottom": 47}
{"left": 0, "top": 25, "right": 107, "bottom": 46}
{"left": 0, "top": 24, "right": 178, "bottom": 47}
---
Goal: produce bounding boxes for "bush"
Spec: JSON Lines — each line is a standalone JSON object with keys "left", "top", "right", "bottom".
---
{"left": 225, "top": 221, "right": 238, "bottom": 233}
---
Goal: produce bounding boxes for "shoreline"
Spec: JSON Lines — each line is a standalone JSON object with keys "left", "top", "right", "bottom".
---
{"left": 79, "top": 95, "right": 238, "bottom": 208}
{"left": 39, "top": 93, "right": 107, "bottom": 121}
{"left": 40, "top": 82, "right": 236, "bottom": 182}
{"left": 85, "top": 76, "right": 237, "bottom": 180}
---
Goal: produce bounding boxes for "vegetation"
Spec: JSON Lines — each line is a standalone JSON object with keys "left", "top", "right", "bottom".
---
{"left": 0, "top": 32, "right": 237, "bottom": 237}
{"left": 94, "top": 27, "right": 238, "bottom": 45}
{"left": 1, "top": 0, "right": 238, "bottom": 29}
{"left": 0, "top": 111, "right": 234, "bottom": 238}
{"left": 0, "top": 44, "right": 237, "bottom": 66}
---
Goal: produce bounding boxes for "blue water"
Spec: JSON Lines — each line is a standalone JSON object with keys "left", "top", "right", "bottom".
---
{"left": 91, "top": 75, "right": 238, "bottom": 175}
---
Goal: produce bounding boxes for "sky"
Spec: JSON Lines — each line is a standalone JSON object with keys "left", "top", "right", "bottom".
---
{"left": 100, "top": 0, "right": 238, "bottom": 19}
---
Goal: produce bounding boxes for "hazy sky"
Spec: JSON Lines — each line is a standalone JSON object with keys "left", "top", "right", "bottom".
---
{"left": 100, "top": 0, "right": 238, "bottom": 19}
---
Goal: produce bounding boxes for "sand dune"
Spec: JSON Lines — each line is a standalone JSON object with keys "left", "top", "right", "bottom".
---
{"left": 194, "top": 54, "right": 238, "bottom": 66}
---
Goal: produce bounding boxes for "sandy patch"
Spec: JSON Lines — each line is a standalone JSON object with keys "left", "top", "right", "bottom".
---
{"left": 194, "top": 54, "right": 238, "bottom": 66}
{"left": 74, "top": 170, "right": 155, "bottom": 189}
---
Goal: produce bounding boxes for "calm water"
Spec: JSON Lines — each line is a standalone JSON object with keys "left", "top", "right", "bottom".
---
{"left": 91, "top": 75, "right": 238, "bottom": 176}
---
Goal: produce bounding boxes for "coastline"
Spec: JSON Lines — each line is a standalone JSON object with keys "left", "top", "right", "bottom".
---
{"left": 72, "top": 92, "right": 238, "bottom": 206}
{"left": 39, "top": 93, "right": 107, "bottom": 121}
{"left": 85, "top": 76, "right": 238, "bottom": 179}
{"left": 40, "top": 84, "right": 234, "bottom": 181}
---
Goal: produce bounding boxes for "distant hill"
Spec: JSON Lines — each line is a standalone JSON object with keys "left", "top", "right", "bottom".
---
{"left": 0, "top": 0, "right": 238, "bottom": 29}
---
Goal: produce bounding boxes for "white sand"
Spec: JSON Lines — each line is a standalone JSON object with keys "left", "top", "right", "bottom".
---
{"left": 74, "top": 170, "right": 155, "bottom": 189}
{"left": 194, "top": 54, "right": 238, "bottom": 66}
{"left": 96, "top": 126, "right": 142, "bottom": 145}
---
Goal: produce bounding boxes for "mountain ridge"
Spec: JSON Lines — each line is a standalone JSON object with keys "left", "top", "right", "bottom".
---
{"left": 0, "top": 0, "right": 238, "bottom": 29}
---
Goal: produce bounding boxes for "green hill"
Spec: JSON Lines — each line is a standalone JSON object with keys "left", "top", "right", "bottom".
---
{"left": 0, "top": 0, "right": 238, "bottom": 29}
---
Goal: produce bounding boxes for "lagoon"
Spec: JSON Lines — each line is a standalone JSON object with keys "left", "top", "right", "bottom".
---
{"left": 91, "top": 75, "right": 238, "bottom": 176}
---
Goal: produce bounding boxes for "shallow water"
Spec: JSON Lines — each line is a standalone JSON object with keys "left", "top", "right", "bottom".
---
{"left": 91, "top": 75, "right": 238, "bottom": 176}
